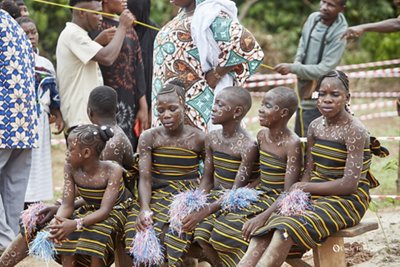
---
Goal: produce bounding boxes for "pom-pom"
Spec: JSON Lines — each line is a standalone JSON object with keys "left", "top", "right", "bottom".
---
{"left": 168, "top": 189, "right": 208, "bottom": 235}
{"left": 130, "top": 212, "right": 164, "bottom": 266}
{"left": 28, "top": 231, "right": 55, "bottom": 263}
{"left": 277, "top": 189, "right": 312, "bottom": 216}
{"left": 21, "top": 202, "right": 47, "bottom": 238}
{"left": 220, "top": 187, "right": 260, "bottom": 212}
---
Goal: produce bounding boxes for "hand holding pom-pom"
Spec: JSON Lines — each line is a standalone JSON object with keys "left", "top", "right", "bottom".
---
{"left": 277, "top": 189, "right": 312, "bottom": 216}
{"left": 21, "top": 202, "right": 47, "bottom": 238}
{"left": 29, "top": 231, "right": 56, "bottom": 263}
{"left": 221, "top": 187, "right": 260, "bottom": 212}
{"left": 169, "top": 189, "right": 208, "bottom": 236}
{"left": 130, "top": 211, "right": 164, "bottom": 266}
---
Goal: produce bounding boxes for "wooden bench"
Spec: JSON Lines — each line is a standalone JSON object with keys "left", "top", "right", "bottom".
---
{"left": 286, "top": 220, "right": 379, "bottom": 267}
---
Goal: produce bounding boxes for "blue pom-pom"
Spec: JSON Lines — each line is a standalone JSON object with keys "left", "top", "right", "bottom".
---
{"left": 221, "top": 187, "right": 260, "bottom": 212}
{"left": 28, "top": 231, "right": 55, "bottom": 263}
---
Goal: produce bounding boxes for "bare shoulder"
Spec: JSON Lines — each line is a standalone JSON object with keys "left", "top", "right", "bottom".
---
{"left": 239, "top": 129, "right": 258, "bottom": 154}
{"left": 139, "top": 127, "right": 160, "bottom": 144}
{"left": 344, "top": 117, "right": 369, "bottom": 144}
{"left": 102, "top": 160, "right": 124, "bottom": 177}
{"left": 256, "top": 128, "right": 268, "bottom": 143}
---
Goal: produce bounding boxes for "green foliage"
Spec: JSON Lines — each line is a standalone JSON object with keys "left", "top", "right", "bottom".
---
{"left": 27, "top": 0, "right": 71, "bottom": 62}
{"left": 28, "top": 0, "right": 399, "bottom": 66}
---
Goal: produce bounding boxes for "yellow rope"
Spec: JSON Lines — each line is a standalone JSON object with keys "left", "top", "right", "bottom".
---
{"left": 33, "top": 0, "right": 274, "bottom": 70}
{"left": 32, "top": 0, "right": 160, "bottom": 31}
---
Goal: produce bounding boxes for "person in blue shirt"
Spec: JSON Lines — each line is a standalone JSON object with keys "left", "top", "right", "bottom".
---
{"left": 0, "top": 9, "right": 38, "bottom": 255}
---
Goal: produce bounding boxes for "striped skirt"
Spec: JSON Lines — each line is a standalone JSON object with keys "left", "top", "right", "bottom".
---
{"left": 55, "top": 201, "right": 131, "bottom": 266}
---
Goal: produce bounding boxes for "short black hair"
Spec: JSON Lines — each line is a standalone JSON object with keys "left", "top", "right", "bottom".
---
{"left": 157, "top": 79, "right": 186, "bottom": 104}
{"left": 1, "top": 0, "right": 20, "bottom": 19}
{"left": 268, "top": 87, "right": 298, "bottom": 117}
{"left": 316, "top": 70, "right": 349, "bottom": 93}
{"left": 16, "top": 15, "right": 34, "bottom": 26}
{"left": 221, "top": 86, "right": 252, "bottom": 115}
{"left": 88, "top": 86, "right": 118, "bottom": 118}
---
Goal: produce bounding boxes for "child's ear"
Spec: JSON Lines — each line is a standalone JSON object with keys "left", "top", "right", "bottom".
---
{"left": 280, "top": 108, "right": 289, "bottom": 118}
{"left": 82, "top": 148, "right": 92, "bottom": 159}
{"left": 234, "top": 106, "right": 244, "bottom": 119}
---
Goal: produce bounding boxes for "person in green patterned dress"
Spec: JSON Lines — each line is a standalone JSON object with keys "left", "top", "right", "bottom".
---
{"left": 239, "top": 70, "right": 383, "bottom": 267}
{"left": 151, "top": 0, "right": 264, "bottom": 132}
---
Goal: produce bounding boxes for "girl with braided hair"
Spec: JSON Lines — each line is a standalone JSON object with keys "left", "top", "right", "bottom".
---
{"left": 239, "top": 70, "right": 387, "bottom": 267}
{"left": 49, "top": 124, "right": 133, "bottom": 267}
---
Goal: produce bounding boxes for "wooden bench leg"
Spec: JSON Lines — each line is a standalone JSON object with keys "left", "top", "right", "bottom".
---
{"left": 313, "top": 237, "right": 346, "bottom": 267}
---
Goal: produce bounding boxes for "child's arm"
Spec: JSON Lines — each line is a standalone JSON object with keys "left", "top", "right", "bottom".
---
{"left": 283, "top": 137, "right": 303, "bottom": 191}
{"left": 300, "top": 123, "right": 316, "bottom": 182}
{"left": 54, "top": 164, "right": 76, "bottom": 219}
{"left": 182, "top": 135, "right": 215, "bottom": 232}
{"left": 242, "top": 137, "right": 302, "bottom": 241}
{"left": 51, "top": 165, "right": 123, "bottom": 242}
{"left": 136, "top": 131, "right": 154, "bottom": 231}
{"left": 198, "top": 135, "right": 215, "bottom": 193}
{"left": 293, "top": 125, "right": 369, "bottom": 196}
{"left": 233, "top": 140, "right": 259, "bottom": 188}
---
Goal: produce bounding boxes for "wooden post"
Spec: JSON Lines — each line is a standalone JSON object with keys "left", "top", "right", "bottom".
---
{"left": 313, "top": 237, "right": 346, "bottom": 267}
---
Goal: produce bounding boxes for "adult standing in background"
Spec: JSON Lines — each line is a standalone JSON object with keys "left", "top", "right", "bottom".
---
{"left": 91, "top": 0, "right": 149, "bottom": 150}
{"left": 342, "top": 0, "right": 400, "bottom": 39}
{"left": 0, "top": 9, "right": 38, "bottom": 255}
{"left": 17, "top": 16, "right": 65, "bottom": 208}
{"left": 151, "top": 0, "right": 264, "bottom": 132}
{"left": 275, "top": 0, "right": 348, "bottom": 137}
{"left": 127, "top": 0, "right": 158, "bottom": 117}
{"left": 57, "top": 0, "right": 135, "bottom": 137}
{"left": 341, "top": 0, "right": 400, "bottom": 116}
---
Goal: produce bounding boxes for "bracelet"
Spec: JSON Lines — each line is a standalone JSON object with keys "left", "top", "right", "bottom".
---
{"left": 213, "top": 68, "right": 222, "bottom": 80}
{"left": 75, "top": 218, "right": 84, "bottom": 230}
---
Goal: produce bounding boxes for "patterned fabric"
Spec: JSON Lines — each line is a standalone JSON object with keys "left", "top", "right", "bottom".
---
{"left": 0, "top": 10, "right": 38, "bottom": 149}
{"left": 25, "top": 53, "right": 60, "bottom": 202}
{"left": 124, "top": 147, "right": 201, "bottom": 257}
{"left": 206, "top": 150, "right": 286, "bottom": 266}
{"left": 92, "top": 18, "right": 146, "bottom": 150}
{"left": 55, "top": 178, "right": 130, "bottom": 266}
{"left": 152, "top": 11, "right": 263, "bottom": 132}
{"left": 213, "top": 151, "right": 259, "bottom": 188}
{"left": 167, "top": 151, "right": 259, "bottom": 266}
{"left": 253, "top": 139, "right": 378, "bottom": 257}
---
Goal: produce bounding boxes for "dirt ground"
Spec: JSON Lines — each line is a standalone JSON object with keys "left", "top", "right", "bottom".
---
{"left": 14, "top": 205, "right": 400, "bottom": 267}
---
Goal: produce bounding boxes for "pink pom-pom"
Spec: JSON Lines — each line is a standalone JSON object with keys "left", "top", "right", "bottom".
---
{"left": 168, "top": 189, "right": 208, "bottom": 236}
{"left": 21, "top": 202, "right": 47, "bottom": 238}
{"left": 277, "top": 189, "right": 312, "bottom": 216}
{"left": 130, "top": 211, "right": 164, "bottom": 266}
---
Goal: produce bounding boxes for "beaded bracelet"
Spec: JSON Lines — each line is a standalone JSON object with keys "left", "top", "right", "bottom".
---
{"left": 75, "top": 218, "right": 84, "bottom": 230}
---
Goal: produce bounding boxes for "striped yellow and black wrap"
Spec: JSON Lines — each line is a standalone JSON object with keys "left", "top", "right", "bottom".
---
{"left": 205, "top": 150, "right": 287, "bottom": 266}
{"left": 55, "top": 178, "right": 131, "bottom": 267}
{"left": 124, "top": 147, "right": 201, "bottom": 260}
{"left": 253, "top": 139, "right": 378, "bottom": 257}
{"left": 176, "top": 151, "right": 259, "bottom": 266}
